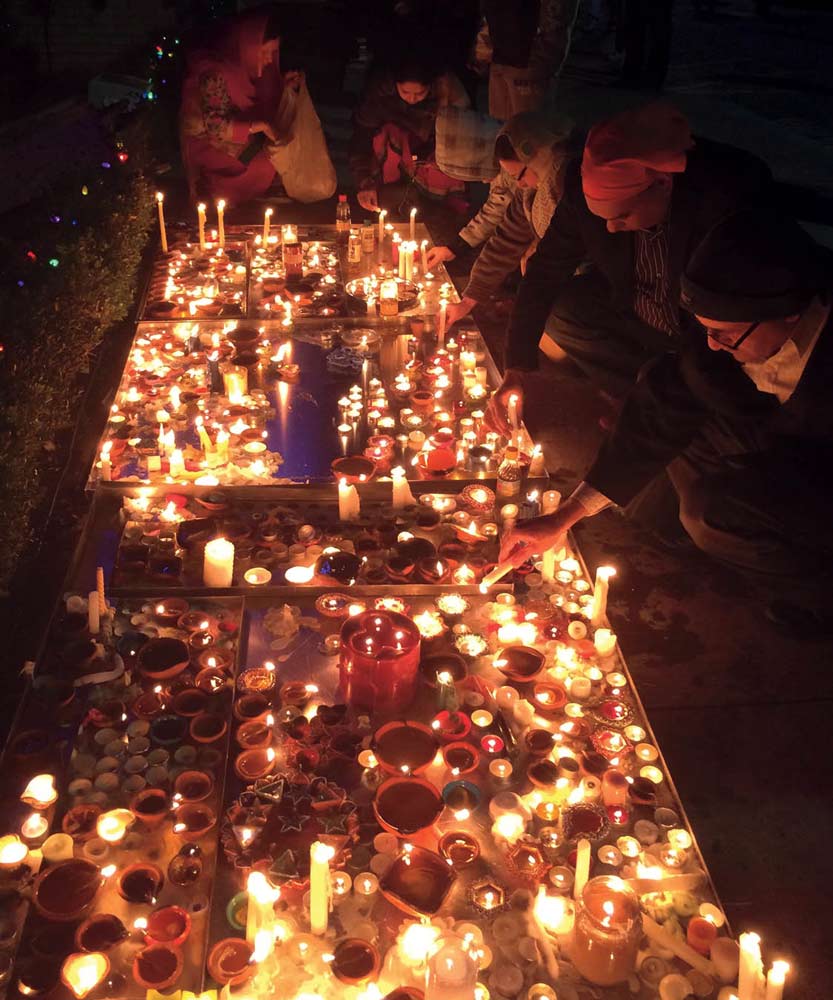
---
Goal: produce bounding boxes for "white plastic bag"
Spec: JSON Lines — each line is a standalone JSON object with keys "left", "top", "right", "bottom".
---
{"left": 269, "top": 79, "right": 337, "bottom": 203}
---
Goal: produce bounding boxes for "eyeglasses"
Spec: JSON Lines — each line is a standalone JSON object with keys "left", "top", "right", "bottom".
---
{"left": 704, "top": 320, "right": 761, "bottom": 351}
{"left": 515, "top": 165, "right": 528, "bottom": 184}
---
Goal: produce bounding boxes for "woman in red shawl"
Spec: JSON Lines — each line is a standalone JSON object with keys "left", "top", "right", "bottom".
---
{"left": 180, "top": 9, "right": 288, "bottom": 204}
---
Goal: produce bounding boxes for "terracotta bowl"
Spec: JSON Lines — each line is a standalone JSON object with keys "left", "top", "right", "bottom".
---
{"left": 171, "top": 688, "right": 209, "bottom": 717}
{"left": 132, "top": 943, "right": 183, "bottom": 991}
{"left": 379, "top": 845, "right": 456, "bottom": 917}
{"left": 373, "top": 721, "right": 438, "bottom": 776}
{"left": 374, "top": 775, "right": 443, "bottom": 837}
{"left": 173, "top": 803, "right": 217, "bottom": 843}
{"left": 118, "top": 863, "right": 164, "bottom": 904}
{"left": 144, "top": 905, "right": 191, "bottom": 948}
{"left": 331, "top": 938, "right": 381, "bottom": 985}
{"left": 75, "top": 913, "right": 128, "bottom": 952}
{"left": 33, "top": 859, "right": 101, "bottom": 922}
{"left": 331, "top": 455, "right": 376, "bottom": 484}
{"left": 207, "top": 938, "right": 255, "bottom": 986}
{"left": 130, "top": 788, "right": 170, "bottom": 827}
{"left": 189, "top": 712, "right": 228, "bottom": 744}
{"left": 494, "top": 646, "right": 545, "bottom": 683}
{"left": 137, "top": 638, "right": 190, "bottom": 680}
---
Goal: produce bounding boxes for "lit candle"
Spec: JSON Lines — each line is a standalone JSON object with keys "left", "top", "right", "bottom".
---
{"left": 309, "top": 840, "right": 335, "bottom": 935}
{"left": 338, "top": 478, "right": 360, "bottom": 521}
{"left": 591, "top": 566, "right": 616, "bottom": 626}
{"left": 528, "top": 444, "right": 546, "bottom": 477}
{"left": 61, "top": 953, "right": 109, "bottom": 999}
{"left": 426, "top": 934, "right": 478, "bottom": 1000}
{"left": 203, "top": 537, "right": 235, "bottom": 588}
{"left": 20, "top": 813, "right": 49, "bottom": 843}
{"left": 420, "top": 239, "right": 429, "bottom": 272}
{"left": 508, "top": 394, "right": 520, "bottom": 431}
{"left": 156, "top": 192, "right": 168, "bottom": 253}
{"left": 738, "top": 933, "right": 765, "bottom": 1000}
{"left": 410, "top": 206, "right": 417, "bottom": 240}
{"left": 197, "top": 202, "right": 206, "bottom": 249}
{"left": 195, "top": 416, "right": 213, "bottom": 455}
{"left": 391, "top": 466, "right": 416, "bottom": 510}
{"left": 216, "top": 430, "right": 229, "bottom": 464}
{"left": 96, "top": 808, "right": 134, "bottom": 843}
{"left": 0, "top": 835, "right": 28, "bottom": 869}
{"left": 574, "top": 838, "right": 591, "bottom": 899}
{"left": 594, "top": 628, "right": 617, "bottom": 657}
{"left": 542, "top": 489, "right": 561, "bottom": 515}
{"left": 169, "top": 448, "right": 185, "bottom": 479}
{"left": 765, "top": 960, "right": 789, "bottom": 1000}
{"left": 438, "top": 300, "right": 447, "bottom": 347}
{"left": 378, "top": 209, "right": 387, "bottom": 242}
{"left": 100, "top": 442, "right": 112, "bottom": 482}
{"left": 263, "top": 207, "right": 273, "bottom": 242}
{"left": 354, "top": 872, "right": 379, "bottom": 912}
{"left": 217, "top": 199, "right": 226, "bottom": 248}
{"left": 245, "top": 871, "right": 280, "bottom": 945}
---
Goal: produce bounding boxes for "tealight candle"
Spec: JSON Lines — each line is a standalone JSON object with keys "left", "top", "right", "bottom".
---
{"left": 471, "top": 710, "right": 493, "bottom": 729}
{"left": 0, "top": 835, "right": 28, "bottom": 870}
{"left": 354, "top": 872, "right": 379, "bottom": 912}
{"left": 636, "top": 743, "right": 659, "bottom": 763}
{"left": 640, "top": 765, "right": 664, "bottom": 785}
{"left": 20, "top": 813, "right": 49, "bottom": 843}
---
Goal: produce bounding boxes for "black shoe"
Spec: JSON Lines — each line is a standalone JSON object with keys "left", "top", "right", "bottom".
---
{"left": 765, "top": 600, "right": 833, "bottom": 641}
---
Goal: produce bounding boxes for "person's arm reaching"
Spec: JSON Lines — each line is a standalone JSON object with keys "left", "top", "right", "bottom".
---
{"left": 463, "top": 191, "right": 537, "bottom": 304}
{"left": 349, "top": 81, "right": 387, "bottom": 208}
{"left": 189, "top": 70, "right": 253, "bottom": 144}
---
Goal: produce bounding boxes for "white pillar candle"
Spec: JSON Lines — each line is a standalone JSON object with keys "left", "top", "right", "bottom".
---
{"left": 591, "top": 566, "right": 616, "bottom": 626}
{"left": 217, "top": 199, "right": 226, "bottom": 248}
{"left": 338, "top": 478, "right": 360, "bottom": 521}
{"left": 573, "top": 838, "right": 591, "bottom": 900}
{"left": 542, "top": 547, "right": 556, "bottom": 584}
{"left": 438, "top": 301, "right": 448, "bottom": 347}
{"left": 378, "top": 209, "right": 387, "bottom": 242}
{"left": 263, "top": 207, "right": 272, "bottom": 242}
{"left": 88, "top": 592, "right": 100, "bottom": 635}
{"left": 594, "top": 628, "right": 617, "bottom": 657}
{"left": 410, "top": 206, "right": 417, "bottom": 241}
{"left": 203, "top": 537, "right": 235, "bottom": 587}
{"left": 765, "top": 961, "right": 789, "bottom": 1000}
{"left": 99, "top": 443, "right": 112, "bottom": 482}
{"left": 156, "top": 192, "right": 167, "bottom": 253}
{"left": 738, "top": 933, "right": 764, "bottom": 1000}
{"left": 245, "top": 871, "right": 280, "bottom": 945}
{"left": 420, "top": 239, "right": 428, "bottom": 272}
{"left": 528, "top": 444, "right": 546, "bottom": 477}
{"left": 391, "top": 466, "right": 416, "bottom": 509}
{"left": 309, "top": 840, "right": 335, "bottom": 935}
{"left": 169, "top": 448, "right": 185, "bottom": 478}
{"left": 197, "top": 202, "right": 206, "bottom": 249}
{"left": 479, "top": 559, "right": 515, "bottom": 589}
{"left": 643, "top": 915, "right": 716, "bottom": 977}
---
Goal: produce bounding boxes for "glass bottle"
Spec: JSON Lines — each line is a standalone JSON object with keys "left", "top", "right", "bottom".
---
{"left": 571, "top": 875, "right": 641, "bottom": 985}
{"left": 336, "top": 194, "right": 351, "bottom": 244}
{"left": 496, "top": 445, "right": 522, "bottom": 499}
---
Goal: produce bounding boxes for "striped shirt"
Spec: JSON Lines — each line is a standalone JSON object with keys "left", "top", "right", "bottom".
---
{"left": 633, "top": 224, "right": 679, "bottom": 335}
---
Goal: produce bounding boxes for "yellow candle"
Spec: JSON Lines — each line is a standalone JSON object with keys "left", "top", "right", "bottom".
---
{"left": 217, "top": 199, "right": 226, "bottom": 248}
{"left": 245, "top": 871, "right": 280, "bottom": 945}
{"left": 169, "top": 448, "right": 185, "bottom": 479}
{"left": 263, "top": 207, "right": 273, "bottom": 242}
{"left": 195, "top": 416, "right": 213, "bottom": 454}
{"left": 378, "top": 209, "right": 387, "bottom": 242}
{"left": 765, "top": 960, "right": 789, "bottom": 1000}
{"left": 197, "top": 202, "right": 207, "bottom": 249}
{"left": 591, "top": 566, "right": 616, "bottom": 626}
{"left": 410, "top": 206, "right": 417, "bottom": 240}
{"left": 309, "top": 840, "right": 335, "bottom": 934}
{"left": 156, "top": 192, "right": 168, "bottom": 253}
{"left": 574, "top": 838, "right": 591, "bottom": 899}
{"left": 216, "top": 430, "right": 229, "bottom": 464}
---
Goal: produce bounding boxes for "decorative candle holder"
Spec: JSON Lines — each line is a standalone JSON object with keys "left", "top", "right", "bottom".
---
{"left": 570, "top": 876, "right": 641, "bottom": 986}
{"left": 339, "top": 610, "right": 421, "bottom": 713}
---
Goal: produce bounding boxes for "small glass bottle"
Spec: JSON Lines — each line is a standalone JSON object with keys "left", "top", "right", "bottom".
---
{"left": 336, "top": 194, "right": 351, "bottom": 244}
{"left": 496, "top": 445, "right": 522, "bottom": 499}
{"left": 347, "top": 230, "right": 362, "bottom": 264}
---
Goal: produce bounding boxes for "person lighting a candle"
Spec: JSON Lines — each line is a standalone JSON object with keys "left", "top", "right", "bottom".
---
{"left": 497, "top": 210, "right": 833, "bottom": 637}
{"left": 484, "top": 101, "right": 772, "bottom": 435}
{"left": 350, "top": 50, "right": 470, "bottom": 215}
{"left": 179, "top": 9, "right": 336, "bottom": 205}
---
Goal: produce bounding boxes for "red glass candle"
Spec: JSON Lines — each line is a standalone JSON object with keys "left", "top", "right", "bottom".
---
{"left": 340, "top": 611, "right": 421, "bottom": 713}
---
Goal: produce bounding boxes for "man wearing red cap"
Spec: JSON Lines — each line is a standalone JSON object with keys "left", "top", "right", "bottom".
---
{"left": 484, "top": 102, "right": 771, "bottom": 434}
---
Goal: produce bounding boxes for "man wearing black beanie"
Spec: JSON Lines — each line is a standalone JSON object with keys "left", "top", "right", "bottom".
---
{"left": 497, "top": 209, "right": 833, "bottom": 636}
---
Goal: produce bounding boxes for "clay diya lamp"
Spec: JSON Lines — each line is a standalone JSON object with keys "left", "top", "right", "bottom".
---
{"left": 198, "top": 646, "right": 235, "bottom": 672}
{"left": 130, "top": 788, "right": 170, "bottom": 828}
{"left": 385, "top": 553, "right": 415, "bottom": 583}
{"left": 416, "top": 447, "right": 456, "bottom": 478}
{"left": 144, "top": 905, "right": 191, "bottom": 948}
{"left": 207, "top": 938, "right": 255, "bottom": 986}
{"left": 373, "top": 721, "right": 438, "bottom": 776}
{"left": 75, "top": 913, "right": 128, "bottom": 952}
{"left": 314, "top": 549, "right": 363, "bottom": 586}
{"left": 189, "top": 712, "right": 228, "bottom": 744}
{"left": 195, "top": 667, "right": 228, "bottom": 694}
{"left": 525, "top": 728, "right": 557, "bottom": 757}
{"left": 441, "top": 742, "right": 479, "bottom": 777}
{"left": 379, "top": 845, "right": 456, "bottom": 917}
{"left": 234, "top": 747, "right": 276, "bottom": 782}
{"left": 409, "top": 389, "right": 435, "bottom": 414}
{"left": 237, "top": 667, "right": 277, "bottom": 696}
{"left": 430, "top": 710, "right": 472, "bottom": 744}
{"left": 170, "top": 687, "right": 208, "bottom": 718}
{"left": 527, "top": 758, "right": 561, "bottom": 792}
{"left": 178, "top": 610, "right": 218, "bottom": 635}
{"left": 33, "top": 859, "right": 101, "bottom": 922}
{"left": 233, "top": 693, "right": 271, "bottom": 723}
{"left": 62, "top": 804, "right": 102, "bottom": 842}
{"left": 118, "top": 863, "right": 164, "bottom": 904}
{"left": 150, "top": 714, "right": 188, "bottom": 748}
{"left": 132, "top": 943, "right": 183, "bottom": 991}
{"left": 132, "top": 689, "right": 168, "bottom": 719}
{"left": 442, "top": 780, "right": 481, "bottom": 820}
{"left": 236, "top": 720, "right": 273, "bottom": 750}
{"left": 415, "top": 557, "right": 450, "bottom": 585}
{"left": 152, "top": 598, "right": 190, "bottom": 625}
{"left": 437, "top": 542, "right": 468, "bottom": 568}
{"left": 628, "top": 777, "right": 658, "bottom": 808}
{"left": 280, "top": 681, "right": 315, "bottom": 708}
{"left": 137, "top": 638, "right": 190, "bottom": 680}
{"left": 188, "top": 629, "right": 217, "bottom": 654}
{"left": 331, "top": 455, "right": 376, "bottom": 485}
{"left": 494, "top": 646, "right": 545, "bottom": 683}
{"left": 420, "top": 653, "right": 468, "bottom": 688}
{"left": 532, "top": 682, "right": 568, "bottom": 718}
{"left": 173, "top": 770, "right": 214, "bottom": 803}
{"left": 374, "top": 775, "right": 443, "bottom": 837}
{"left": 172, "top": 803, "right": 217, "bottom": 843}
{"left": 438, "top": 831, "right": 480, "bottom": 868}
{"left": 331, "top": 938, "right": 381, "bottom": 985}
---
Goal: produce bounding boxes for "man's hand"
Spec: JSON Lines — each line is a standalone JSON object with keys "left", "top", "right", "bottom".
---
{"left": 250, "top": 120, "right": 277, "bottom": 141}
{"left": 357, "top": 189, "right": 379, "bottom": 212}
{"left": 444, "top": 297, "right": 476, "bottom": 329}
{"left": 485, "top": 369, "right": 525, "bottom": 436}
{"left": 499, "top": 500, "right": 587, "bottom": 567}
{"left": 283, "top": 70, "right": 304, "bottom": 93}
{"left": 426, "top": 245, "right": 456, "bottom": 270}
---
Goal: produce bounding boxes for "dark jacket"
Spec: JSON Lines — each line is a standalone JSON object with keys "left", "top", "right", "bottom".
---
{"left": 504, "top": 137, "right": 773, "bottom": 370}
{"left": 349, "top": 72, "right": 469, "bottom": 190}
{"left": 585, "top": 300, "right": 833, "bottom": 507}
{"left": 484, "top": 0, "right": 580, "bottom": 78}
